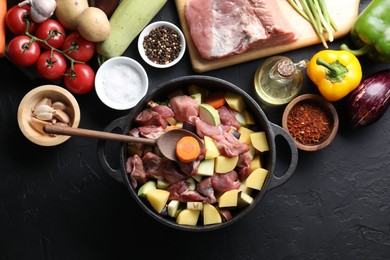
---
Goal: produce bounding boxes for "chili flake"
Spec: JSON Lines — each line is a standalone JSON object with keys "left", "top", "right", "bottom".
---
{"left": 287, "top": 102, "right": 331, "bottom": 145}
{"left": 143, "top": 26, "right": 182, "bottom": 65}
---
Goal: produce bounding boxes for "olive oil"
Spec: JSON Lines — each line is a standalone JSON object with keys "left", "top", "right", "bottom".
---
{"left": 254, "top": 56, "right": 308, "bottom": 105}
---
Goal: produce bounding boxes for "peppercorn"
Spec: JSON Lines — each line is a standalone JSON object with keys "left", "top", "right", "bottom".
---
{"left": 143, "top": 26, "right": 182, "bottom": 65}
{"left": 287, "top": 102, "right": 331, "bottom": 145}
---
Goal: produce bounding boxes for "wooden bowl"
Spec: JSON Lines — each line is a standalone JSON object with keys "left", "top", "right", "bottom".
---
{"left": 282, "top": 94, "right": 339, "bottom": 151}
{"left": 17, "top": 85, "right": 81, "bottom": 146}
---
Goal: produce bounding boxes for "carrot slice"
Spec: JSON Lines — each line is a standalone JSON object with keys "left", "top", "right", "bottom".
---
{"left": 176, "top": 136, "right": 201, "bottom": 163}
{"left": 0, "top": 0, "right": 6, "bottom": 57}
{"left": 204, "top": 91, "right": 226, "bottom": 109}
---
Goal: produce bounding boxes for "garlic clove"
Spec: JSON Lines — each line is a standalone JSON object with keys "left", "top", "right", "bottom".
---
{"left": 33, "top": 104, "right": 54, "bottom": 114}
{"left": 52, "top": 101, "right": 67, "bottom": 111}
{"left": 36, "top": 112, "right": 53, "bottom": 121}
{"left": 36, "top": 96, "right": 52, "bottom": 107}
{"left": 53, "top": 109, "right": 70, "bottom": 124}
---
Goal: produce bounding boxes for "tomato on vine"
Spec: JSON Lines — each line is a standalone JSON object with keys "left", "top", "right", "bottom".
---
{"left": 35, "top": 19, "right": 66, "bottom": 50}
{"left": 62, "top": 31, "right": 95, "bottom": 62}
{"left": 64, "top": 64, "right": 95, "bottom": 95}
{"left": 5, "top": 5, "right": 37, "bottom": 35}
{"left": 36, "top": 51, "right": 67, "bottom": 81}
{"left": 7, "top": 35, "right": 40, "bottom": 67}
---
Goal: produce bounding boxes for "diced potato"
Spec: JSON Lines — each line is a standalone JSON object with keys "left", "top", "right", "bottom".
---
{"left": 167, "top": 200, "right": 180, "bottom": 218}
{"left": 218, "top": 189, "right": 239, "bottom": 208}
{"left": 225, "top": 91, "right": 246, "bottom": 112}
{"left": 137, "top": 180, "right": 157, "bottom": 197}
{"left": 187, "top": 201, "right": 203, "bottom": 211}
{"left": 250, "top": 131, "right": 269, "bottom": 152}
{"left": 176, "top": 209, "right": 200, "bottom": 226}
{"left": 246, "top": 168, "right": 268, "bottom": 190}
{"left": 197, "top": 158, "right": 215, "bottom": 176}
{"left": 204, "top": 136, "right": 221, "bottom": 159}
{"left": 238, "top": 181, "right": 253, "bottom": 195}
{"left": 215, "top": 155, "right": 238, "bottom": 174}
{"left": 243, "top": 110, "right": 255, "bottom": 125}
{"left": 203, "top": 204, "right": 222, "bottom": 225}
{"left": 250, "top": 155, "right": 262, "bottom": 173}
{"left": 238, "top": 191, "right": 254, "bottom": 207}
{"left": 146, "top": 189, "right": 170, "bottom": 214}
{"left": 238, "top": 126, "right": 254, "bottom": 144}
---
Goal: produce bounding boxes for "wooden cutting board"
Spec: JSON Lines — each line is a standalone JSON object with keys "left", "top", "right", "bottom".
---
{"left": 175, "top": 0, "right": 360, "bottom": 73}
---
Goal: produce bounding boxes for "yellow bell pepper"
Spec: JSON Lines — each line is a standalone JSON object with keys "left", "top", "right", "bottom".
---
{"left": 307, "top": 50, "right": 362, "bottom": 101}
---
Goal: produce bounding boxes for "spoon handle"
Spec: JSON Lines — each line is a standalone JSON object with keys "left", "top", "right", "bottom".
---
{"left": 43, "top": 124, "right": 156, "bottom": 145}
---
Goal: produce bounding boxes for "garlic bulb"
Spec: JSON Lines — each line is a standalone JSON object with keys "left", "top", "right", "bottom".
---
{"left": 19, "top": 0, "right": 57, "bottom": 23}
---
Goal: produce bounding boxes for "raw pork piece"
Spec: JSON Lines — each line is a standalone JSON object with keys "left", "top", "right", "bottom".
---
{"left": 185, "top": 0, "right": 300, "bottom": 60}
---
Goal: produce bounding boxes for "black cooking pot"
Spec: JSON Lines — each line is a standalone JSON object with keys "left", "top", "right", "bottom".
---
{"left": 97, "top": 75, "right": 298, "bottom": 231}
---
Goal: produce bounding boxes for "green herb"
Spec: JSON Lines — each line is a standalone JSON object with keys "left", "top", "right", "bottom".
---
{"left": 287, "top": 0, "right": 338, "bottom": 48}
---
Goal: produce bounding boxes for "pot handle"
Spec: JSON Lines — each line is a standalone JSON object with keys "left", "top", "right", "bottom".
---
{"left": 267, "top": 123, "right": 298, "bottom": 190}
{"left": 96, "top": 116, "right": 128, "bottom": 184}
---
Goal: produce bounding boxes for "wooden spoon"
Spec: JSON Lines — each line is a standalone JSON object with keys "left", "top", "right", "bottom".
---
{"left": 43, "top": 124, "right": 204, "bottom": 162}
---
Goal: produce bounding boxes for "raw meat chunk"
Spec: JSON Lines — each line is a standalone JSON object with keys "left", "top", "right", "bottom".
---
{"left": 185, "top": 0, "right": 300, "bottom": 60}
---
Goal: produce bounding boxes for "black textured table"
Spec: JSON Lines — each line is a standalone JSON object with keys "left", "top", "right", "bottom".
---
{"left": 1, "top": 0, "right": 389, "bottom": 259}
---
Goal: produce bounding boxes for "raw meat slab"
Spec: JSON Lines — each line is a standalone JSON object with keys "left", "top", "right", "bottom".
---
{"left": 175, "top": 0, "right": 360, "bottom": 73}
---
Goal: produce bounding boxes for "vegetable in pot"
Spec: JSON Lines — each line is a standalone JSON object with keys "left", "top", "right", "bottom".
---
{"left": 340, "top": 0, "right": 390, "bottom": 63}
{"left": 176, "top": 136, "right": 201, "bottom": 163}
{"left": 345, "top": 69, "right": 390, "bottom": 130}
{"left": 307, "top": 50, "right": 362, "bottom": 102}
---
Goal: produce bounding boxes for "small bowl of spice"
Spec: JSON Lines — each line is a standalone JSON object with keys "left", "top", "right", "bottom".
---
{"left": 17, "top": 84, "right": 81, "bottom": 146}
{"left": 282, "top": 94, "right": 339, "bottom": 151}
{"left": 95, "top": 56, "right": 149, "bottom": 110}
{"left": 138, "top": 21, "right": 186, "bottom": 68}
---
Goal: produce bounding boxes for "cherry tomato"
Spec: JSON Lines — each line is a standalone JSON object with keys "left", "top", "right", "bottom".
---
{"left": 36, "top": 51, "right": 67, "bottom": 81}
{"left": 7, "top": 36, "right": 40, "bottom": 67}
{"left": 64, "top": 64, "right": 95, "bottom": 95}
{"left": 62, "top": 31, "right": 95, "bottom": 62}
{"left": 35, "top": 19, "right": 66, "bottom": 50}
{"left": 6, "top": 5, "right": 37, "bottom": 35}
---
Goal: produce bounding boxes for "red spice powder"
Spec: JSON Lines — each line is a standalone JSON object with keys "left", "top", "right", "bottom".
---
{"left": 287, "top": 102, "right": 331, "bottom": 145}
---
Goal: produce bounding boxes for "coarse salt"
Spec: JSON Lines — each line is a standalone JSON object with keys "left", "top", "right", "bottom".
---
{"left": 95, "top": 57, "right": 148, "bottom": 110}
{"left": 100, "top": 63, "right": 143, "bottom": 105}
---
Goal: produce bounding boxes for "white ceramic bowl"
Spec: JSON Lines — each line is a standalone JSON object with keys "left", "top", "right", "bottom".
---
{"left": 17, "top": 85, "right": 81, "bottom": 146}
{"left": 95, "top": 57, "right": 149, "bottom": 110}
{"left": 138, "top": 21, "right": 186, "bottom": 68}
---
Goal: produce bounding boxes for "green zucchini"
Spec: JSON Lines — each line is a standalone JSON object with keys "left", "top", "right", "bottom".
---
{"left": 96, "top": 0, "right": 167, "bottom": 58}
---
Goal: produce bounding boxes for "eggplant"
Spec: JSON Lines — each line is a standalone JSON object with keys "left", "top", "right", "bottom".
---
{"left": 88, "top": 0, "right": 120, "bottom": 18}
{"left": 346, "top": 69, "right": 390, "bottom": 129}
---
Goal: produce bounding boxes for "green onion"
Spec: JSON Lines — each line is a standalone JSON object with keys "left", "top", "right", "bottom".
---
{"left": 287, "top": 0, "right": 338, "bottom": 48}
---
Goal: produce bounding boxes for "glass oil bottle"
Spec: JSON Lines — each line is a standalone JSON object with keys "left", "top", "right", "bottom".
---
{"left": 254, "top": 56, "right": 308, "bottom": 105}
